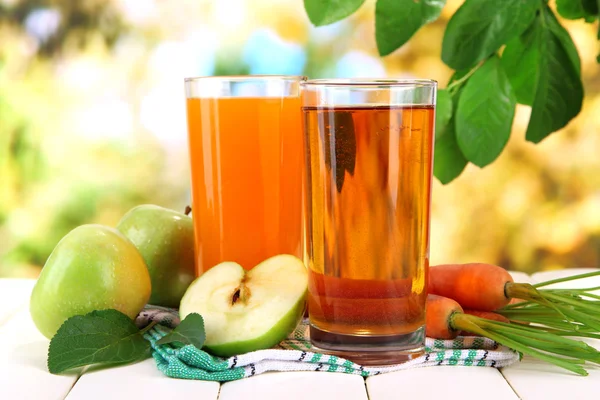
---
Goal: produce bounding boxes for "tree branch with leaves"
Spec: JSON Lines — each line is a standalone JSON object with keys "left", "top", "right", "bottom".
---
{"left": 304, "top": 0, "right": 596, "bottom": 183}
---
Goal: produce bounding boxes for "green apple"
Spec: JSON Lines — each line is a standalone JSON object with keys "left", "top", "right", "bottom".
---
{"left": 116, "top": 204, "right": 195, "bottom": 308}
{"left": 30, "top": 224, "right": 151, "bottom": 339}
{"left": 179, "top": 254, "right": 307, "bottom": 357}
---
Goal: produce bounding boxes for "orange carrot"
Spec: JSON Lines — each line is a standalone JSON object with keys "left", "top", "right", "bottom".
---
{"left": 431, "top": 265, "right": 600, "bottom": 342}
{"left": 425, "top": 295, "right": 515, "bottom": 339}
{"left": 429, "top": 263, "right": 600, "bottom": 328}
{"left": 424, "top": 294, "right": 597, "bottom": 376}
{"left": 426, "top": 294, "right": 462, "bottom": 339}
{"left": 429, "top": 263, "right": 513, "bottom": 311}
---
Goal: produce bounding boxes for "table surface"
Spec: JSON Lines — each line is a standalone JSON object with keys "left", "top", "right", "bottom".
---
{"left": 1, "top": 269, "right": 599, "bottom": 400}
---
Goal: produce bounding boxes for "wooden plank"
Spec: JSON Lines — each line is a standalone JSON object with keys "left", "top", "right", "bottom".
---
{"left": 0, "top": 279, "right": 36, "bottom": 327}
{"left": 501, "top": 341, "right": 600, "bottom": 400}
{"left": 366, "top": 366, "right": 519, "bottom": 400}
{"left": 0, "top": 308, "right": 79, "bottom": 400}
{"left": 65, "top": 359, "right": 220, "bottom": 400}
{"left": 219, "top": 372, "right": 368, "bottom": 400}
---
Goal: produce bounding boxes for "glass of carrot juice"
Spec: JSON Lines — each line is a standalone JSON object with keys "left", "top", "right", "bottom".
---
{"left": 184, "top": 75, "right": 307, "bottom": 275}
{"left": 301, "top": 79, "right": 437, "bottom": 365}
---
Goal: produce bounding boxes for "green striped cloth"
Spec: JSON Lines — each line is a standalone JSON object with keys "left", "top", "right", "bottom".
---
{"left": 137, "top": 306, "right": 519, "bottom": 382}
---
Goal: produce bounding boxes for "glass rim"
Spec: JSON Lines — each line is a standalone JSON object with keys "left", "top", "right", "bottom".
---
{"left": 301, "top": 78, "right": 437, "bottom": 88}
{"left": 184, "top": 74, "right": 308, "bottom": 83}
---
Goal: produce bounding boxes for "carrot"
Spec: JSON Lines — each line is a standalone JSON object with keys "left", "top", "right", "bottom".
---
{"left": 426, "top": 294, "right": 462, "bottom": 339}
{"left": 430, "top": 264, "right": 600, "bottom": 339}
{"left": 429, "top": 263, "right": 514, "bottom": 311}
{"left": 425, "top": 294, "right": 600, "bottom": 376}
{"left": 430, "top": 263, "right": 592, "bottom": 316}
{"left": 431, "top": 264, "right": 600, "bottom": 338}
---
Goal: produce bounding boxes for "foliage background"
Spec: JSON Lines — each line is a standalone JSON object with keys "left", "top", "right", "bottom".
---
{"left": 0, "top": 0, "right": 598, "bottom": 278}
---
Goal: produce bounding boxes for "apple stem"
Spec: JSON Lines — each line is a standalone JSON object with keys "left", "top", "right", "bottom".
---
{"left": 184, "top": 206, "right": 192, "bottom": 216}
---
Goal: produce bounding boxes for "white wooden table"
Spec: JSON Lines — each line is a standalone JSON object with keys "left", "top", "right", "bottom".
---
{"left": 1, "top": 269, "right": 599, "bottom": 400}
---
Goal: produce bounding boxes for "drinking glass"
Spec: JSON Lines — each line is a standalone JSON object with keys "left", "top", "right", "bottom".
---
{"left": 185, "top": 75, "right": 307, "bottom": 275}
{"left": 301, "top": 79, "right": 437, "bottom": 365}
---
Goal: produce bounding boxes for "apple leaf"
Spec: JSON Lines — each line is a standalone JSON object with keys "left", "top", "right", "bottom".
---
{"left": 556, "top": 0, "right": 598, "bottom": 20}
{"left": 156, "top": 313, "right": 206, "bottom": 349}
{"left": 598, "top": 0, "right": 600, "bottom": 40}
{"left": 433, "top": 84, "right": 468, "bottom": 184}
{"left": 435, "top": 89, "right": 453, "bottom": 139}
{"left": 48, "top": 309, "right": 151, "bottom": 374}
{"left": 375, "top": 0, "right": 446, "bottom": 56}
{"left": 304, "top": 0, "right": 366, "bottom": 26}
{"left": 525, "top": 8, "right": 584, "bottom": 143}
{"left": 504, "top": 6, "right": 583, "bottom": 143}
{"left": 500, "top": 23, "right": 539, "bottom": 106}
{"left": 434, "top": 118, "right": 467, "bottom": 184}
{"left": 503, "top": 7, "right": 581, "bottom": 107}
{"left": 455, "top": 56, "right": 516, "bottom": 167}
{"left": 442, "top": 0, "right": 538, "bottom": 70}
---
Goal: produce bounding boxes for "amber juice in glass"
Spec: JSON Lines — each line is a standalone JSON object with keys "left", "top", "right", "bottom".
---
{"left": 185, "top": 76, "right": 306, "bottom": 274}
{"left": 302, "top": 79, "right": 436, "bottom": 364}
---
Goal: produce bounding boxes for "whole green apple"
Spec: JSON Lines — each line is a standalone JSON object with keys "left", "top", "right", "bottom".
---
{"left": 180, "top": 254, "right": 308, "bottom": 357}
{"left": 116, "top": 204, "right": 195, "bottom": 308}
{"left": 30, "top": 224, "right": 151, "bottom": 339}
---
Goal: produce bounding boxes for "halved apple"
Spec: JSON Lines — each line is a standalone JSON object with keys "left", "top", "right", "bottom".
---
{"left": 179, "top": 254, "right": 307, "bottom": 357}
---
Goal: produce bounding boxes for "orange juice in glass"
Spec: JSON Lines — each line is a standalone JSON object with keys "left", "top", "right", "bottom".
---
{"left": 184, "top": 76, "right": 306, "bottom": 274}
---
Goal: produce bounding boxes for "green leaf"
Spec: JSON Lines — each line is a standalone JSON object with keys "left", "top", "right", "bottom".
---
{"left": 375, "top": 0, "right": 446, "bottom": 56}
{"left": 501, "top": 24, "right": 539, "bottom": 106}
{"left": 455, "top": 56, "right": 516, "bottom": 167}
{"left": 434, "top": 76, "right": 469, "bottom": 184}
{"left": 156, "top": 313, "right": 206, "bottom": 349}
{"left": 556, "top": 0, "right": 598, "bottom": 20}
{"left": 503, "top": 8, "right": 581, "bottom": 106}
{"left": 304, "top": 0, "right": 366, "bottom": 26}
{"left": 597, "top": 0, "right": 600, "bottom": 41}
{"left": 441, "top": 0, "right": 539, "bottom": 70}
{"left": 549, "top": 11, "right": 583, "bottom": 74}
{"left": 435, "top": 89, "right": 453, "bottom": 139}
{"left": 48, "top": 309, "right": 150, "bottom": 374}
{"left": 523, "top": 6, "right": 584, "bottom": 143}
{"left": 434, "top": 120, "right": 468, "bottom": 184}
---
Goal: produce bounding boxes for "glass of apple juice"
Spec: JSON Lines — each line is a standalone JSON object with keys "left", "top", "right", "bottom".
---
{"left": 184, "top": 75, "right": 307, "bottom": 275}
{"left": 301, "top": 79, "right": 437, "bottom": 365}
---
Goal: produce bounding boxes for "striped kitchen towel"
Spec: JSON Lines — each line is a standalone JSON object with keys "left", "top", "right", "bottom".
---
{"left": 136, "top": 306, "right": 520, "bottom": 382}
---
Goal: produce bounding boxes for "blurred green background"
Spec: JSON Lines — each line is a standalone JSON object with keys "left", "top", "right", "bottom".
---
{"left": 0, "top": 0, "right": 599, "bottom": 278}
